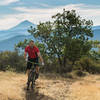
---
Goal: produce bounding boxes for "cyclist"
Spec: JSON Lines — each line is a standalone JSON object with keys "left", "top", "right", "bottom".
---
{"left": 24, "top": 40, "right": 44, "bottom": 82}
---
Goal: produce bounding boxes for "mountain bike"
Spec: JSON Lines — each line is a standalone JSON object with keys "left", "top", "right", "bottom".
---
{"left": 26, "top": 61, "right": 43, "bottom": 90}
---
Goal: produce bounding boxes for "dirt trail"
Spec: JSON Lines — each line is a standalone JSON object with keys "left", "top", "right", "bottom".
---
{"left": 0, "top": 72, "right": 72, "bottom": 100}
{"left": 0, "top": 71, "right": 100, "bottom": 100}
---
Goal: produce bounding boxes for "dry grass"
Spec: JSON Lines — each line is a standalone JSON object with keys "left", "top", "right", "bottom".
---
{"left": 0, "top": 71, "right": 71, "bottom": 100}
{"left": 0, "top": 71, "right": 26, "bottom": 100}
{"left": 0, "top": 71, "right": 100, "bottom": 100}
{"left": 68, "top": 75, "right": 100, "bottom": 100}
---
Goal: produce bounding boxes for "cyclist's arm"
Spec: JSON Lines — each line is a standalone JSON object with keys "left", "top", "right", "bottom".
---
{"left": 24, "top": 51, "right": 27, "bottom": 60}
{"left": 24, "top": 46, "right": 28, "bottom": 60}
{"left": 37, "top": 52, "right": 44, "bottom": 63}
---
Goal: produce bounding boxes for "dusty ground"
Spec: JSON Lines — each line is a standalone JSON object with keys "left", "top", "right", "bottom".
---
{"left": 0, "top": 71, "right": 100, "bottom": 100}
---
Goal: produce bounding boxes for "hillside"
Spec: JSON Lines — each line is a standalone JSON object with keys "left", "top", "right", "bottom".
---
{"left": 91, "top": 25, "right": 100, "bottom": 40}
{"left": 0, "top": 20, "right": 35, "bottom": 51}
{"left": 92, "top": 29, "right": 100, "bottom": 40}
{"left": 0, "top": 71, "right": 100, "bottom": 100}
{"left": 0, "top": 21, "right": 100, "bottom": 51}
{"left": 0, "top": 35, "right": 33, "bottom": 51}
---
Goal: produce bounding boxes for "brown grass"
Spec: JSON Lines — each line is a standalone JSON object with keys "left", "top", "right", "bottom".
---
{"left": 68, "top": 75, "right": 100, "bottom": 100}
{"left": 0, "top": 71, "right": 26, "bottom": 100}
{"left": 0, "top": 71, "right": 100, "bottom": 100}
{"left": 0, "top": 71, "right": 71, "bottom": 100}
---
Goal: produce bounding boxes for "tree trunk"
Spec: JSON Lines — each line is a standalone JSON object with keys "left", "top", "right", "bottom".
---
{"left": 63, "top": 56, "right": 66, "bottom": 68}
{"left": 57, "top": 55, "right": 63, "bottom": 73}
{"left": 58, "top": 56, "right": 62, "bottom": 66}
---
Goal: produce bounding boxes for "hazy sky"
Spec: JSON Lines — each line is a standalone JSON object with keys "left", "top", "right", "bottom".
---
{"left": 0, "top": 0, "right": 100, "bottom": 30}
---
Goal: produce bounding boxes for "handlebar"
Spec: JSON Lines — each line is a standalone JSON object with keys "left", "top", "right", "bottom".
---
{"left": 26, "top": 60, "right": 44, "bottom": 66}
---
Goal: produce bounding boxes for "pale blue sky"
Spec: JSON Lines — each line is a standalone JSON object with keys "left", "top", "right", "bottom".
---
{"left": 0, "top": 0, "right": 100, "bottom": 30}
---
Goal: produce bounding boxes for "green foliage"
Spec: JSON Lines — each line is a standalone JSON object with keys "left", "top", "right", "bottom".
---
{"left": 89, "top": 40, "right": 100, "bottom": 60}
{"left": 74, "top": 57, "right": 100, "bottom": 74}
{"left": 0, "top": 51, "right": 25, "bottom": 72}
{"left": 15, "top": 39, "right": 29, "bottom": 50}
{"left": 74, "top": 70, "right": 86, "bottom": 77}
{"left": 65, "top": 39, "right": 92, "bottom": 64}
{"left": 90, "top": 40, "right": 100, "bottom": 48}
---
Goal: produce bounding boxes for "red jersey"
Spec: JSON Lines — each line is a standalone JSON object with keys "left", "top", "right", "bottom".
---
{"left": 25, "top": 45, "right": 39, "bottom": 58}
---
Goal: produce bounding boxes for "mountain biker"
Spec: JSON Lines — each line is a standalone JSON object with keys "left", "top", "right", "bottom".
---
{"left": 24, "top": 40, "right": 44, "bottom": 81}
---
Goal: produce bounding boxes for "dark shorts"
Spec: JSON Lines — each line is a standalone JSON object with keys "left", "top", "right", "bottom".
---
{"left": 26, "top": 57, "right": 39, "bottom": 70}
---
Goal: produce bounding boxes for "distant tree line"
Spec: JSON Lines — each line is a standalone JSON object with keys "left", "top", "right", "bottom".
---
{"left": 0, "top": 50, "right": 25, "bottom": 72}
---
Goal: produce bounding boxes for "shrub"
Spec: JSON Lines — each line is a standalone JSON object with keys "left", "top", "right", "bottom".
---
{"left": 75, "top": 70, "right": 86, "bottom": 77}
{"left": 76, "top": 57, "right": 100, "bottom": 74}
{"left": 0, "top": 51, "right": 26, "bottom": 72}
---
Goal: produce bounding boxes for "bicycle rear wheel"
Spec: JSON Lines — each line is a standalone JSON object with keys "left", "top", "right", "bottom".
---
{"left": 31, "top": 73, "right": 36, "bottom": 89}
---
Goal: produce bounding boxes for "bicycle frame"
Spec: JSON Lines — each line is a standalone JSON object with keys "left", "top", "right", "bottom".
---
{"left": 27, "top": 61, "right": 37, "bottom": 90}
{"left": 26, "top": 60, "right": 43, "bottom": 90}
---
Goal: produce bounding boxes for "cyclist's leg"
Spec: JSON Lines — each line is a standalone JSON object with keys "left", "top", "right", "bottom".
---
{"left": 26, "top": 58, "right": 32, "bottom": 76}
{"left": 36, "top": 66, "right": 39, "bottom": 73}
{"left": 34, "top": 57, "right": 39, "bottom": 79}
{"left": 34, "top": 66, "right": 39, "bottom": 80}
{"left": 26, "top": 59, "right": 32, "bottom": 89}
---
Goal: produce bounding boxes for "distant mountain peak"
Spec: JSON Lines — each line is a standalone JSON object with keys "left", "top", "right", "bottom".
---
{"left": 20, "top": 20, "right": 33, "bottom": 25}
{"left": 9, "top": 20, "right": 36, "bottom": 31}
